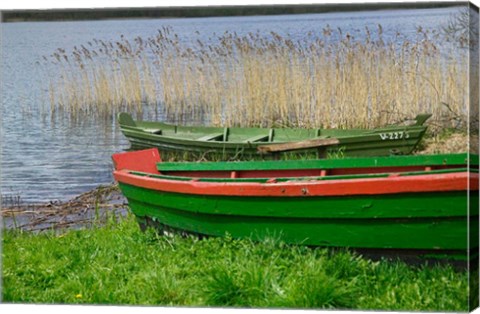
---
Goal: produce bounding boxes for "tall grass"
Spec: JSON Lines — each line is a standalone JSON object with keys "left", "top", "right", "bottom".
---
{"left": 2, "top": 215, "right": 471, "bottom": 310}
{"left": 43, "top": 25, "right": 470, "bottom": 133}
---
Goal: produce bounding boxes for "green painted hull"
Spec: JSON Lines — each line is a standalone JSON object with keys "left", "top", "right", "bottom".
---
{"left": 118, "top": 183, "right": 476, "bottom": 258}
{"left": 118, "top": 113, "right": 430, "bottom": 157}
{"left": 113, "top": 150, "right": 478, "bottom": 260}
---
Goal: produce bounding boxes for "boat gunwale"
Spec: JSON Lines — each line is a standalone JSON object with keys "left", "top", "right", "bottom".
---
{"left": 155, "top": 153, "right": 475, "bottom": 172}
{"left": 133, "top": 167, "right": 474, "bottom": 183}
{"left": 114, "top": 169, "right": 475, "bottom": 197}
{"left": 119, "top": 112, "right": 432, "bottom": 134}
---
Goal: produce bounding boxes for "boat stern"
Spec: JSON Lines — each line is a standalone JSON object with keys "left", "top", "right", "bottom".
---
{"left": 112, "top": 148, "right": 161, "bottom": 174}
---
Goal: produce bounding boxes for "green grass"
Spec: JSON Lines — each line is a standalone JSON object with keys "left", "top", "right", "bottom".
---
{"left": 1, "top": 214, "right": 471, "bottom": 310}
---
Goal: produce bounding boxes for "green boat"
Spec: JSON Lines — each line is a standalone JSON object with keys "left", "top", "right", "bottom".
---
{"left": 118, "top": 113, "right": 431, "bottom": 157}
{"left": 112, "top": 148, "right": 479, "bottom": 260}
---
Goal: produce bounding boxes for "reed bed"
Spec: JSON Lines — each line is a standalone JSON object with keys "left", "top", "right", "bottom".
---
{"left": 43, "top": 25, "right": 470, "bottom": 133}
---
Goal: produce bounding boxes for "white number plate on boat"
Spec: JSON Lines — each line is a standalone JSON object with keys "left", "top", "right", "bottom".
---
{"left": 379, "top": 132, "right": 410, "bottom": 140}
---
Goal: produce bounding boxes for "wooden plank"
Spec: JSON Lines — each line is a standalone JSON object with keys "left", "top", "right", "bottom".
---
{"left": 144, "top": 128, "right": 162, "bottom": 135}
{"left": 196, "top": 133, "right": 224, "bottom": 141}
{"left": 268, "top": 129, "right": 275, "bottom": 142}
{"left": 257, "top": 138, "right": 340, "bottom": 154}
{"left": 243, "top": 134, "right": 269, "bottom": 143}
{"left": 223, "top": 127, "right": 229, "bottom": 142}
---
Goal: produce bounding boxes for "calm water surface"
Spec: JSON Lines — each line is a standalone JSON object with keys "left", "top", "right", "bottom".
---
{"left": 0, "top": 6, "right": 462, "bottom": 203}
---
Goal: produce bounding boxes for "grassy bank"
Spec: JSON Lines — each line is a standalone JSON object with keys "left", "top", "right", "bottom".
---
{"left": 2, "top": 214, "right": 471, "bottom": 311}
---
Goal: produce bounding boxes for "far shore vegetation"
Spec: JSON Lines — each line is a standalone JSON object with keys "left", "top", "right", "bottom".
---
{"left": 1, "top": 2, "right": 461, "bottom": 23}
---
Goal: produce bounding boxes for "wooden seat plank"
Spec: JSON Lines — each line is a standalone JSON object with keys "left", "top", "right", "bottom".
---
{"left": 143, "top": 128, "right": 162, "bottom": 135}
{"left": 257, "top": 137, "right": 340, "bottom": 154}
{"left": 197, "top": 133, "right": 224, "bottom": 141}
{"left": 243, "top": 134, "right": 269, "bottom": 143}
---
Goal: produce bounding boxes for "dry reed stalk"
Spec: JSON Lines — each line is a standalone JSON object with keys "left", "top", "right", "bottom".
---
{"left": 43, "top": 26, "right": 469, "bottom": 134}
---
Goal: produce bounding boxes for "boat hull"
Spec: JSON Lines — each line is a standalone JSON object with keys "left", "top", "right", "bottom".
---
{"left": 112, "top": 148, "right": 478, "bottom": 259}
{"left": 121, "top": 128, "right": 427, "bottom": 157}
{"left": 119, "top": 183, "right": 472, "bottom": 253}
{"left": 118, "top": 113, "right": 430, "bottom": 157}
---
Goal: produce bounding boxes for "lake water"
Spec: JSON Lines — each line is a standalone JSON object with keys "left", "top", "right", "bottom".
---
{"left": 0, "top": 6, "right": 464, "bottom": 204}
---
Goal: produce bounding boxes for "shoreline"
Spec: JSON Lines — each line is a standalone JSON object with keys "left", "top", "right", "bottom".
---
{"left": 1, "top": 184, "right": 129, "bottom": 232}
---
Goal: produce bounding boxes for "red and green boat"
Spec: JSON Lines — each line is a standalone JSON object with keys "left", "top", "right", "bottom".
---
{"left": 112, "top": 148, "right": 478, "bottom": 260}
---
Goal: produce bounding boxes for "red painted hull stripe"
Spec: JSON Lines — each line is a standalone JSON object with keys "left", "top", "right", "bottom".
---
{"left": 114, "top": 170, "right": 476, "bottom": 197}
